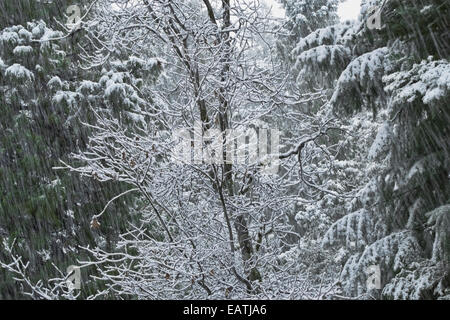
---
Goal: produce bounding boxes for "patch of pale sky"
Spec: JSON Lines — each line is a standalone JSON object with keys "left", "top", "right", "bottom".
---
{"left": 337, "top": 0, "right": 362, "bottom": 21}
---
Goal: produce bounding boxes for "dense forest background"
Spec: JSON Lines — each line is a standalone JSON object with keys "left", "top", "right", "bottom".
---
{"left": 0, "top": 0, "right": 448, "bottom": 299}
